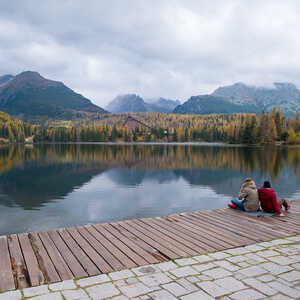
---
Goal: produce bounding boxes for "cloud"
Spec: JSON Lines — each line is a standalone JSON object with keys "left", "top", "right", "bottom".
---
{"left": 0, "top": 0, "right": 300, "bottom": 107}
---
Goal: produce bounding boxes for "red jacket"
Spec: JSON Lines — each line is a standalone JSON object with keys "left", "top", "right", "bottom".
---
{"left": 258, "top": 188, "right": 281, "bottom": 214}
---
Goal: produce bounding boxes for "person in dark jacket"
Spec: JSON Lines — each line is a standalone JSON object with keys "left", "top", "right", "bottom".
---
{"left": 258, "top": 181, "right": 290, "bottom": 217}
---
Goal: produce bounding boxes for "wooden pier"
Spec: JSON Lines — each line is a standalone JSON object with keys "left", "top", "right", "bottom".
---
{"left": 1, "top": 200, "right": 300, "bottom": 292}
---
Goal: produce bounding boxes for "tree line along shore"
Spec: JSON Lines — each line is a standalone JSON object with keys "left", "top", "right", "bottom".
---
{"left": 0, "top": 108, "right": 300, "bottom": 145}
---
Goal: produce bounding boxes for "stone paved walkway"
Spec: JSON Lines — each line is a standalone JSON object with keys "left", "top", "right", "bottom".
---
{"left": 3, "top": 235, "right": 300, "bottom": 300}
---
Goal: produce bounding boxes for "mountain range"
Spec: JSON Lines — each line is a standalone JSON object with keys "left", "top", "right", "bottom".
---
{"left": 0, "top": 71, "right": 106, "bottom": 122}
{"left": 175, "top": 82, "right": 300, "bottom": 116}
{"left": 106, "top": 94, "right": 180, "bottom": 113}
{"left": 0, "top": 70, "right": 299, "bottom": 123}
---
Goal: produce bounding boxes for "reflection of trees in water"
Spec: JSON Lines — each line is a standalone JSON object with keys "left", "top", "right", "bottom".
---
{"left": 0, "top": 144, "right": 299, "bottom": 209}
{"left": 0, "top": 144, "right": 299, "bottom": 179}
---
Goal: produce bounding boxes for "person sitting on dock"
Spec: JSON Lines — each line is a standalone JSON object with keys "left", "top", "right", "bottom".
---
{"left": 228, "top": 178, "right": 260, "bottom": 212}
{"left": 258, "top": 181, "right": 290, "bottom": 217}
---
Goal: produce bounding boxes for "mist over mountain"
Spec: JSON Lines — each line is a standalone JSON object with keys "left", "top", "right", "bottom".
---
{"left": 173, "top": 95, "right": 259, "bottom": 115}
{"left": 0, "top": 71, "right": 107, "bottom": 123}
{"left": 106, "top": 94, "right": 180, "bottom": 113}
{"left": 174, "top": 82, "right": 300, "bottom": 116}
{"left": 0, "top": 75, "right": 14, "bottom": 86}
{"left": 212, "top": 82, "right": 300, "bottom": 116}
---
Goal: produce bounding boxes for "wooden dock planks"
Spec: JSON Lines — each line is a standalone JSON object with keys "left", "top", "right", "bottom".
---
{"left": 1, "top": 200, "right": 300, "bottom": 292}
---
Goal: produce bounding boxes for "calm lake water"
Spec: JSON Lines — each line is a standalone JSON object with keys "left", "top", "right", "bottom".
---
{"left": 0, "top": 143, "right": 300, "bottom": 235}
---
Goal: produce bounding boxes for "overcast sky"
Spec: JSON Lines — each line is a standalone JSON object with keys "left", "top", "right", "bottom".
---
{"left": 1, "top": 0, "right": 300, "bottom": 107}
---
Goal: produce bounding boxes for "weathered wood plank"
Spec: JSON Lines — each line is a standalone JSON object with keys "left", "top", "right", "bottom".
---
{"left": 0, "top": 236, "right": 15, "bottom": 291}
{"left": 58, "top": 228, "right": 100, "bottom": 276}
{"left": 92, "top": 224, "right": 148, "bottom": 266}
{"left": 38, "top": 231, "right": 73, "bottom": 281}
{"left": 7, "top": 234, "right": 29, "bottom": 289}
{"left": 47, "top": 230, "right": 87, "bottom": 278}
{"left": 119, "top": 221, "right": 179, "bottom": 259}
{"left": 67, "top": 227, "right": 113, "bottom": 273}
{"left": 18, "top": 233, "right": 45, "bottom": 286}
{"left": 85, "top": 225, "right": 137, "bottom": 269}
{"left": 76, "top": 226, "right": 123, "bottom": 271}
{"left": 103, "top": 223, "right": 161, "bottom": 264}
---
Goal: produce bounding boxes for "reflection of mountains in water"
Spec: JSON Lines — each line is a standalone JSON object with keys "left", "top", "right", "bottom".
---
{"left": 0, "top": 144, "right": 299, "bottom": 209}
{"left": 0, "top": 162, "right": 107, "bottom": 209}
{"left": 107, "top": 168, "right": 300, "bottom": 199}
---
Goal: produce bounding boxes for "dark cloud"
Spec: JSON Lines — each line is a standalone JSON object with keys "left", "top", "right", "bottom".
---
{"left": 0, "top": 0, "right": 300, "bottom": 106}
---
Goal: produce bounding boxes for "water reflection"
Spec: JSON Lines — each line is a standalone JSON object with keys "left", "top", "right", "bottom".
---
{"left": 0, "top": 144, "right": 299, "bottom": 235}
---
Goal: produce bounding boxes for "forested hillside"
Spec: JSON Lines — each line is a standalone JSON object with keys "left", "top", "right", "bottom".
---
{"left": 34, "top": 109, "right": 300, "bottom": 144}
{"left": 0, "top": 111, "right": 37, "bottom": 143}
{"left": 1, "top": 108, "right": 299, "bottom": 145}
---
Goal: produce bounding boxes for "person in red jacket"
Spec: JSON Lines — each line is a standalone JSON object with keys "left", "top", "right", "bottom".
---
{"left": 258, "top": 181, "right": 290, "bottom": 217}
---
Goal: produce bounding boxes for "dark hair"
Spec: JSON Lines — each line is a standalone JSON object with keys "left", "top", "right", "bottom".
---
{"left": 263, "top": 181, "right": 271, "bottom": 188}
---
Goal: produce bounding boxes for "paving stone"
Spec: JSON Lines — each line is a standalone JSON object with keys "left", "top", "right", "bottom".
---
{"left": 197, "top": 275, "right": 212, "bottom": 281}
{"left": 176, "top": 278, "right": 198, "bottom": 293}
{"left": 0, "top": 290, "right": 22, "bottom": 300}
{"left": 175, "top": 258, "right": 198, "bottom": 266}
{"left": 237, "top": 266, "right": 267, "bottom": 277}
{"left": 270, "top": 294, "right": 293, "bottom": 300}
{"left": 139, "top": 273, "right": 172, "bottom": 287}
{"left": 292, "top": 263, "right": 300, "bottom": 270}
{"left": 119, "top": 283, "right": 152, "bottom": 298}
{"left": 238, "top": 262, "right": 251, "bottom": 268}
{"left": 86, "top": 283, "right": 120, "bottom": 299}
{"left": 277, "top": 247, "right": 300, "bottom": 255}
{"left": 292, "top": 244, "right": 300, "bottom": 250}
{"left": 150, "top": 290, "right": 178, "bottom": 299}
{"left": 61, "top": 289, "right": 89, "bottom": 300}
{"left": 245, "top": 245, "right": 265, "bottom": 252}
{"left": 193, "top": 262, "right": 216, "bottom": 272}
{"left": 180, "top": 290, "right": 214, "bottom": 299}
{"left": 113, "top": 296, "right": 130, "bottom": 300}
{"left": 197, "top": 281, "right": 229, "bottom": 297}
{"left": 76, "top": 274, "right": 110, "bottom": 287}
{"left": 127, "top": 277, "right": 139, "bottom": 284}
{"left": 225, "top": 247, "right": 250, "bottom": 255}
{"left": 140, "top": 296, "right": 151, "bottom": 300}
{"left": 186, "top": 276, "right": 199, "bottom": 283}
{"left": 214, "top": 276, "right": 247, "bottom": 293}
{"left": 234, "top": 272, "right": 248, "bottom": 280}
{"left": 31, "top": 293, "right": 63, "bottom": 300}
{"left": 256, "top": 250, "right": 280, "bottom": 258}
{"left": 226, "top": 255, "right": 248, "bottom": 263}
{"left": 110, "top": 269, "right": 135, "bottom": 280}
{"left": 156, "top": 261, "right": 178, "bottom": 272}
{"left": 244, "top": 253, "right": 267, "bottom": 263}
{"left": 133, "top": 265, "right": 160, "bottom": 276}
{"left": 267, "top": 255, "right": 298, "bottom": 265}
{"left": 208, "top": 251, "right": 231, "bottom": 260}
{"left": 162, "top": 282, "right": 189, "bottom": 297}
{"left": 270, "top": 239, "right": 293, "bottom": 245}
{"left": 286, "top": 236, "right": 300, "bottom": 242}
{"left": 261, "top": 262, "right": 293, "bottom": 275}
{"left": 289, "top": 255, "right": 300, "bottom": 263}
{"left": 230, "top": 289, "right": 265, "bottom": 300}
{"left": 214, "top": 260, "right": 240, "bottom": 271}
{"left": 202, "top": 267, "right": 232, "bottom": 279}
{"left": 193, "top": 255, "right": 213, "bottom": 263}
{"left": 242, "top": 278, "right": 276, "bottom": 296}
{"left": 115, "top": 279, "right": 127, "bottom": 287}
{"left": 170, "top": 266, "right": 198, "bottom": 277}
{"left": 268, "top": 281, "right": 300, "bottom": 298}
{"left": 257, "top": 242, "right": 274, "bottom": 248}
{"left": 257, "top": 274, "right": 276, "bottom": 282}
{"left": 279, "top": 270, "right": 300, "bottom": 282}
{"left": 276, "top": 277, "right": 294, "bottom": 287}
{"left": 23, "top": 285, "right": 49, "bottom": 297}
{"left": 49, "top": 280, "right": 76, "bottom": 291}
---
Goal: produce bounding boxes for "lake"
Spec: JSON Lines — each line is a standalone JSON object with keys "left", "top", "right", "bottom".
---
{"left": 0, "top": 143, "right": 300, "bottom": 235}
